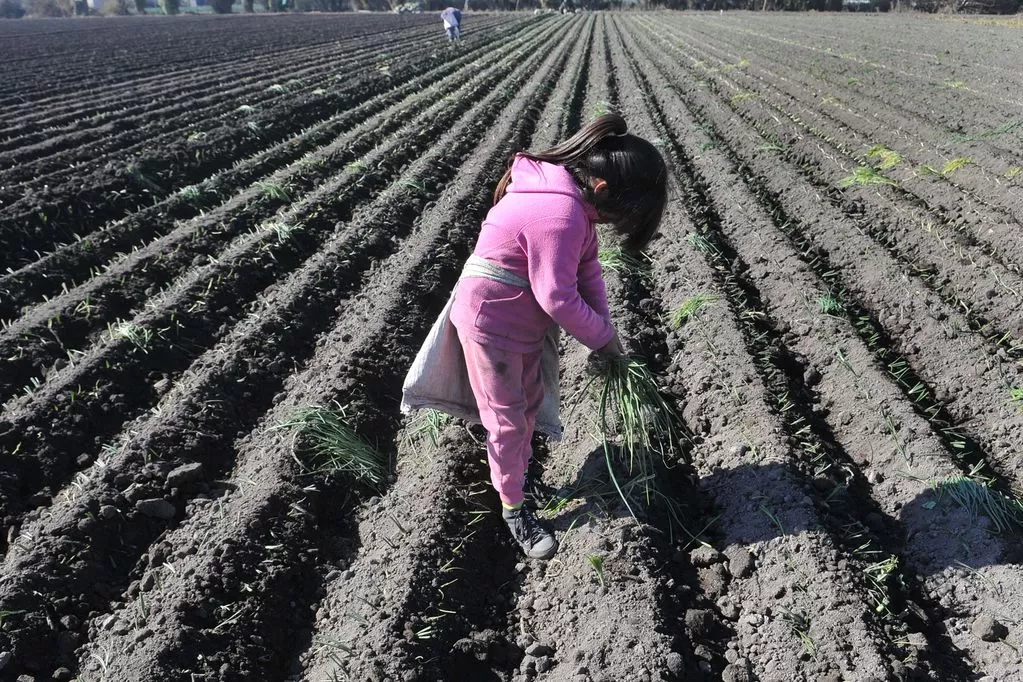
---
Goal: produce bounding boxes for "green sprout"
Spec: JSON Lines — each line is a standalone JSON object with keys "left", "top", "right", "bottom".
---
{"left": 106, "top": 320, "right": 153, "bottom": 352}
{"left": 670, "top": 294, "right": 718, "bottom": 328}
{"left": 941, "top": 157, "right": 974, "bottom": 176}
{"left": 262, "top": 220, "right": 302, "bottom": 245}
{"left": 935, "top": 473, "right": 1023, "bottom": 533}
{"left": 865, "top": 145, "right": 903, "bottom": 170}
{"left": 587, "top": 554, "right": 606, "bottom": 587}
{"left": 730, "top": 91, "right": 757, "bottom": 106}
{"left": 837, "top": 166, "right": 897, "bottom": 188}
{"left": 179, "top": 185, "right": 203, "bottom": 202}
{"left": 1009, "top": 387, "right": 1023, "bottom": 410}
{"left": 781, "top": 610, "right": 818, "bottom": 659}
{"left": 591, "top": 100, "right": 615, "bottom": 117}
{"left": 255, "top": 181, "right": 292, "bottom": 201}
{"left": 684, "top": 233, "right": 720, "bottom": 258}
{"left": 863, "top": 555, "right": 899, "bottom": 614}
{"left": 403, "top": 409, "right": 452, "bottom": 448}
{"left": 817, "top": 295, "right": 844, "bottom": 316}
{"left": 758, "top": 503, "right": 785, "bottom": 535}
{"left": 589, "top": 356, "right": 684, "bottom": 517}
{"left": 397, "top": 178, "right": 426, "bottom": 194}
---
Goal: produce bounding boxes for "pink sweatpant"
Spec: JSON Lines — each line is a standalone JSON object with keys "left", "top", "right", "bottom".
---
{"left": 456, "top": 329, "right": 544, "bottom": 506}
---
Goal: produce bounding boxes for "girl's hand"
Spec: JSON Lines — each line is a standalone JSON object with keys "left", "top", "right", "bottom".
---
{"left": 598, "top": 332, "right": 625, "bottom": 357}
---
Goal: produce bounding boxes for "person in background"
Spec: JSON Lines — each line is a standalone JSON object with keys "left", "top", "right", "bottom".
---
{"left": 441, "top": 6, "right": 462, "bottom": 42}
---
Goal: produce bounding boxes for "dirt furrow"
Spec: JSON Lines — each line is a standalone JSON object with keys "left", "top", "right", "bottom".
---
{"left": 658, "top": 21, "right": 1023, "bottom": 268}
{"left": 641, "top": 19, "right": 1023, "bottom": 337}
{"left": 0, "top": 31, "right": 423, "bottom": 174}
{"left": 298, "top": 30, "right": 582, "bottom": 682}
{"left": 529, "top": 15, "right": 593, "bottom": 151}
{"left": 0, "top": 19, "right": 568, "bottom": 537}
{"left": 0, "top": 15, "right": 447, "bottom": 121}
{"left": 421, "top": 26, "right": 698, "bottom": 681}
{"left": 682, "top": 16, "right": 1023, "bottom": 157}
{"left": 3, "top": 14, "right": 1021, "bottom": 682}
{"left": 0, "top": 17, "right": 562, "bottom": 405}
{"left": 0, "top": 19, "right": 488, "bottom": 160}
{"left": 0, "top": 31, "right": 567, "bottom": 674}
{"left": 304, "top": 23, "right": 611, "bottom": 682}
{"left": 719, "top": 13, "right": 1022, "bottom": 89}
{"left": 614, "top": 17, "right": 914, "bottom": 681}
{"left": 627, "top": 20, "right": 1023, "bottom": 496}
{"left": 578, "top": 13, "right": 614, "bottom": 123}
{"left": 0, "top": 18, "right": 548, "bottom": 321}
{"left": 56, "top": 24, "right": 568, "bottom": 682}
{"left": 622, "top": 21, "right": 1023, "bottom": 676}
{"left": 0, "top": 20, "right": 541, "bottom": 272}
{"left": 0, "top": 14, "right": 513, "bottom": 167}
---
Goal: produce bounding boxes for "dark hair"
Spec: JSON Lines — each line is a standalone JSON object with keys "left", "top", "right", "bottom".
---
{"left": 494, "top": 113, "right": 667, "bottom": 252}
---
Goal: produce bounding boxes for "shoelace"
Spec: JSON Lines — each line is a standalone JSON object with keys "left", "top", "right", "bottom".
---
{"left": 517, "top": 509, "right": 547, "bottom": 544}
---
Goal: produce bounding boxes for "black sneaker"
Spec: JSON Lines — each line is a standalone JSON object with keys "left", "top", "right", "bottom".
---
{"left": 503, "top": 506, "right": 558, "bottom": 560}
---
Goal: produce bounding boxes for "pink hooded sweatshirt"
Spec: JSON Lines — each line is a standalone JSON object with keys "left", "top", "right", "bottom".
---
{"left": 451, "top": 155, "right": 615, "bottom": 354}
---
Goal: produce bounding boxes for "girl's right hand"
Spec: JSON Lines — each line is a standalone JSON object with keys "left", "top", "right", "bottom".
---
{"left": 598, "top": 332, "right": 625, "bottom": 357}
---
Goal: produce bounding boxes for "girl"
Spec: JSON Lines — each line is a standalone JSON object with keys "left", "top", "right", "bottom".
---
{"left": 404, "top": 114, "right": 667, "bottom": 559}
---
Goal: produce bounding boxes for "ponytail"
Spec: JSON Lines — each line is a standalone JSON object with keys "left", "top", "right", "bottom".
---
{"left": 493, "top": 113, "right": 627, "bottom": 205}
{"left": 493, "top": 113, "right": 667, "bottom": 252}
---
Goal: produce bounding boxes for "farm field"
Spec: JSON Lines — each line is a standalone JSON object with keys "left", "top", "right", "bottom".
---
{"left": 1, "top": 10, "right": 1022, "bottom": 682}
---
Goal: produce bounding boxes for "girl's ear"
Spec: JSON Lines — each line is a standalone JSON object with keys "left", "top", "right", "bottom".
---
{"left": 590, "top": 178, "right": 608, "bottom": 195}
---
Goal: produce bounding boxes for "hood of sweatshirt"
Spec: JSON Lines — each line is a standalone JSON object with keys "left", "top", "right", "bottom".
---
{"left": 506, "top": 155, "right": 600, "bottom": 221}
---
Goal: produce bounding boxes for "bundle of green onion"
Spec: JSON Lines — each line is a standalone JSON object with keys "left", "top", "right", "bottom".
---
{"left": 272, "top": 403, "right": 387, "bottom": 491}
{"left": 937, "top": 474, "right": 1023, "bottom": 533}
{"left": 592, "top": 356, "right": 684, "bottom": 514}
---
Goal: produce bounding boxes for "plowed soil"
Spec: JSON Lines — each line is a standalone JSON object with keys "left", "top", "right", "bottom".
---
{"left": 1, "top": 11, "right": 1021, "bottom": 682}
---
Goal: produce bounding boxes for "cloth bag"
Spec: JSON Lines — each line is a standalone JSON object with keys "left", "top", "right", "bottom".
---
{"left": 401, "top": 256, "right": 563, "bottom": 440}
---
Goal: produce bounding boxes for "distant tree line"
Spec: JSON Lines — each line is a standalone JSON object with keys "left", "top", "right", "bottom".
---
{"left": 4, "top": 0, "right": 1018, "bottom": 18}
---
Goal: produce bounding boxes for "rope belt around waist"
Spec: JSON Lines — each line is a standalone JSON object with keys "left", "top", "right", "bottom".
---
{"left": 459, "top": 254, "right": 530, "bottom": 290}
